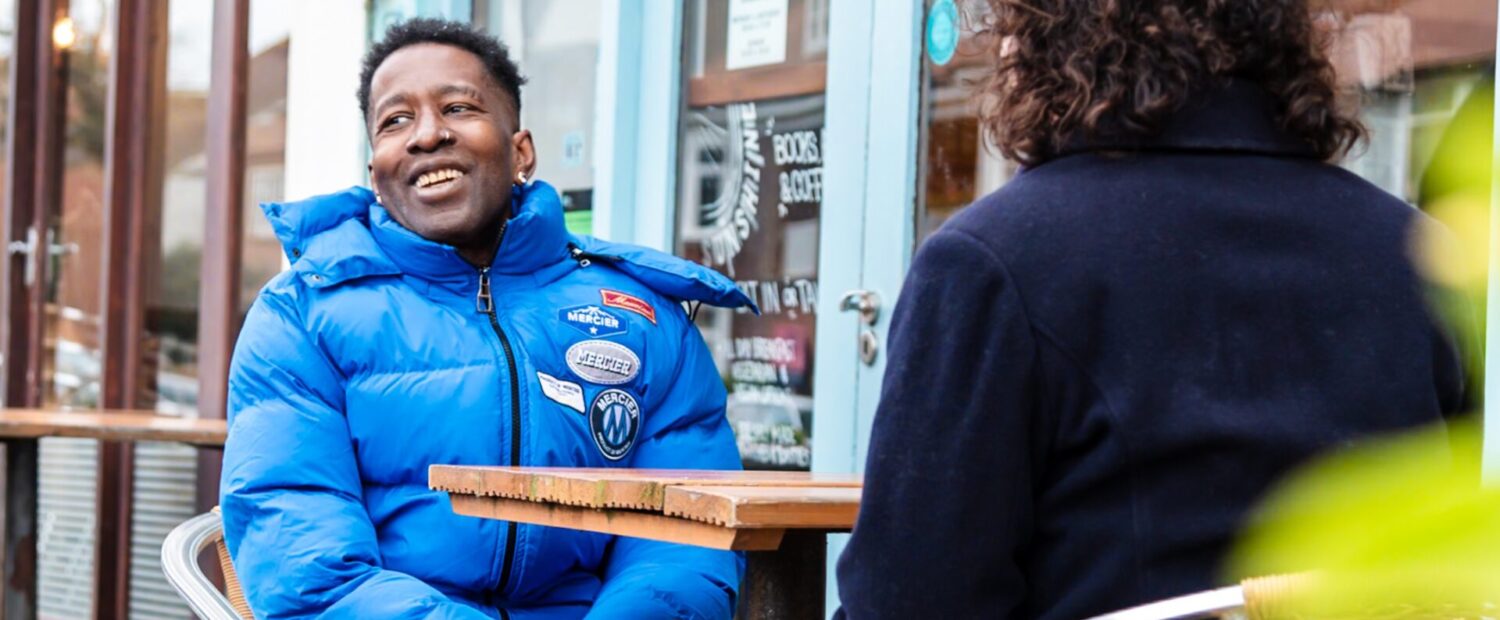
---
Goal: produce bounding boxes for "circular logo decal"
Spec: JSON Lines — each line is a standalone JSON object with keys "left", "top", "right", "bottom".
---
{"left": 566, "top": 340, "right": 641, "bottom": 385}
{"left": 927, "top": 0, "right": 959, "bottom": 66}
{"left": 589, "top": 389, "right": 640, "bottom": 461}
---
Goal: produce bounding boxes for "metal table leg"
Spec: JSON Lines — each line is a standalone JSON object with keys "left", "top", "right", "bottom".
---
{"left": 2, "top": 439, "right": 37, "bottom": 620}
{"left": 737, "top": 531, "right": 827, "bottom": 620}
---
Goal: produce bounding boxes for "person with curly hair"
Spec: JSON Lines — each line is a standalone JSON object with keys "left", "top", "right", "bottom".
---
{"left": 834, "top": 1, "right": 1465, "bottom": 618}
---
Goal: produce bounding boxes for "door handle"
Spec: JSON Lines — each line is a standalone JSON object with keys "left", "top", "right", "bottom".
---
{"left": 7, "top": 226, "right": 37, "bottom": 287}
{"left": 839, "top": 290, "right": 881, "bottom": 365}
{"left": 838, "top": 290, "right": 880, "bottom": 326}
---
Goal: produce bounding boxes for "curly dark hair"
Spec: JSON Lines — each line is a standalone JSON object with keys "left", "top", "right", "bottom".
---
{"left": 977, "top": 0, "right": 1365, "bottom": 165}
{"left": 358, "top": 18, "right": 527, "bottom": 123}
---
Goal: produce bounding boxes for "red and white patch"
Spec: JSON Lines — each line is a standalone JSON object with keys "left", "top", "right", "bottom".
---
{"left": 600, "top": 290, "right": 656, "bottom": 324}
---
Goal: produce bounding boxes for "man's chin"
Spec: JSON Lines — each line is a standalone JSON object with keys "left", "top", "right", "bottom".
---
{"left": 409, "top": 217, "right": 504, "bottom": 254}
{"left": 408, "top": 224, "right": 473, "bottom": 248}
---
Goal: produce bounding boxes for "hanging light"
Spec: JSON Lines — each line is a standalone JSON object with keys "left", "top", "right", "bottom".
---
{"left": 52, "top": 16, "right": 76, "bottom": 50}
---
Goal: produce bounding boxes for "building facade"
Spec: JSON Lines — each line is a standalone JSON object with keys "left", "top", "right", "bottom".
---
{"left": 0, "top": 0, "right": 1494, "bottom": 617}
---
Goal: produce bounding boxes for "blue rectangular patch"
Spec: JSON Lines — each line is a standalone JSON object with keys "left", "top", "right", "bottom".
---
{"left": 559, "top": 304, "right": 628, "bottom": 338}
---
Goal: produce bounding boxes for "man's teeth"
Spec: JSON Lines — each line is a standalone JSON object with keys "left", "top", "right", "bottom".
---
{"left": 416, "top": 169, "right": 465, "bottom": 188}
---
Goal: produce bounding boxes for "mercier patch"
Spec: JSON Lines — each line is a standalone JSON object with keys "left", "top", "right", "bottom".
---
{"left": 536, "top": 371, "right": 585, "bottom": 413}
{"left": 558, "top": 304, "right": 627, "bottom": 338}
{"left": 589, "top": 389, "right": 640, "bottom": 461}
{"left": 601, "top": 290, "right": 657, "bottom": 324}
{"left": 566, "top": 340, "right": 641, "bottom": 385}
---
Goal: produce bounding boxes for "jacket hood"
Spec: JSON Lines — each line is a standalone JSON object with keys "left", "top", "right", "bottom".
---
{"left": 258, "top": 181, "right": 755, "bottom": 310}
{"left": 571, "top": 237, "right": 757, "bottom": 313}
{"left": 262, "top": 184, "right": 375, "bottom": 264}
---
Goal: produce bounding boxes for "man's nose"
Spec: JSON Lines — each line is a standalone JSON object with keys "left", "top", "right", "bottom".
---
{"left": 406, "top": 111, "right": 454, "bottom": 153}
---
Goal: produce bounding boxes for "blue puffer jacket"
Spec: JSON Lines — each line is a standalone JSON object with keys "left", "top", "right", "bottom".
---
{"left": 221, "top": 180, "right": 752, "bottom": 619}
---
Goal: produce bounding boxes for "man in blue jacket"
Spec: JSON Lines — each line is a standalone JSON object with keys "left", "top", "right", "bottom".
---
{"left": 220, "top": 19, "right": 751, "bottom": 619}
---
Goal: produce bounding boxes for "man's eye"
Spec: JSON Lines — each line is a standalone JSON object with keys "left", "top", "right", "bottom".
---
{"left": 381, "top": 115, "right": 410, "bottom": 130}
{"left": 445, "top": 104, "right": 472, "bottom": 114}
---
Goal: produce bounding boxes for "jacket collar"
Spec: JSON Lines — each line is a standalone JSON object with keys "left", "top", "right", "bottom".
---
{"left": 368, "top": 180, "right": 571, "bottom": 281}
{"left": 262, "top": 181, "right": 572, "bottom": 290}
{"left": 1055, "top": 79, "right": 1319, "bottom": 160}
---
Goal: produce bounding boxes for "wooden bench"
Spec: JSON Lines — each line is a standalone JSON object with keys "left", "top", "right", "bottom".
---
{"left": 431, "top": 466, "right": 861, "bottom": 619}
{"left": 0, "top": 409, "right": 227, "bottom": 618}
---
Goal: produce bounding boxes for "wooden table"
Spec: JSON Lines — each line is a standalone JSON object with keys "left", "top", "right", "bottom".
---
{"left": 0, "top": 409, "right": 227, "bottom": 619}
{"left": 431, "top": 466, "right": 862, "bottom": 619}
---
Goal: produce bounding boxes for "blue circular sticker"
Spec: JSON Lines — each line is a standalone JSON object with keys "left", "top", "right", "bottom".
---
{"left": 589, "top": 389, "right": 640, "bottom": 461}
{"left": 927, "top": 0, "right": 960, "bottom": 66}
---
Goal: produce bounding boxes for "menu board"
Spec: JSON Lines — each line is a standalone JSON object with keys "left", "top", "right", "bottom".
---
{"left": 676, "top": 93, "right": 825, "bottom": 470}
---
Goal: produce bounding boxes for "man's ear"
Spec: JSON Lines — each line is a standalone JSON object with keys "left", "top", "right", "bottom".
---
{"left": 368, "top": 163, "right": 382, "bottom": 203}
{"left": 512, "top": 130, "right": 536, "bottom": 182}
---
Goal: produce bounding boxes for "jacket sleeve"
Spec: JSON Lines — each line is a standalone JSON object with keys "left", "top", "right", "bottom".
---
{"left": 835, "top": 230, "right": 1039, "bottom": 618}
{"left": 586, "top": 314, "right": 746, "bottom": 620}
{"left": 220, "top": 291, "right": 490, "bottom": 620}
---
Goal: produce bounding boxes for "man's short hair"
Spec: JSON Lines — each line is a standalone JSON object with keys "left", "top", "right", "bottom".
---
{"left": 358, "top": 18, "right": 527, "bottom": 121}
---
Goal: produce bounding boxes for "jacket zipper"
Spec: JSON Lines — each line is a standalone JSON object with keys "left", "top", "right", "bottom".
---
{"left": 477, "top": 232, "right": 521, "bottom": 616}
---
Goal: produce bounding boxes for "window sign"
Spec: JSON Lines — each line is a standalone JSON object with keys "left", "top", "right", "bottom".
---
{"left": 680, "top": 97, "right": 823, "bottom": 470}
{"left": 561, "top": 131, "right": 586, "bottom": 169}
{"left": 678, "top": 0, "right": 829, "bottom": 470}
{"left": 726, "top": 0, "right": 788, "bottom": 70}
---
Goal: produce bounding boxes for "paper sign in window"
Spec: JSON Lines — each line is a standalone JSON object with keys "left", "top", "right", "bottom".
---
{"left": 726, "top": 0, "right": 788, "bottom": 70}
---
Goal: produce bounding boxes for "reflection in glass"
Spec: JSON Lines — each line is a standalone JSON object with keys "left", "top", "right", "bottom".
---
{"left": 369, "top": 0, "right": 474, "bottom": 35}
{"left": 916, "top": 0, "right": 1012, "bottom": 242}
{"left": 478, "top": 0, "right": 602, "bottom": 233}
{"left": 38, "top": 2, "right": 114, "bottom": 616}
{"left": 0, "top": 0, "right": 12, "bottom": 316}
{"left": 676, "top": 0, "right": 828, "bottom": 470}
{"left": 47, "top": 0, "right": 112, "bottom": 410}
{"left": 130, "top": 1, "right": 214, "bottom": 617}
{"left": 1329, "top": 0, "right": 1496, "bottom": 208}
{"left": 239, "top": 0, "right": 291, "bottom": 318}
{"left": 149, "top": 0, "right": 212, "bottom": 417}
{"left": 913, "top": 0, "right": 1498, "bottom": 243}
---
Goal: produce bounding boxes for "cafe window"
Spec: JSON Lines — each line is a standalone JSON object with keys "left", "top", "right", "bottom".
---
{"left": 0, "top": 0, "right": 11, "bottom": 255}
{"left": 370, "top": 0, "right": 474, "bottom": 34}
{"left": 914, "top": 0, "right": 1498, "bottom": 239}
{"left": 1330, "top": 0, "right": 1496, "bottom": 208}
{"left": 915, "top": 1, "right": 1015, "bottom": 241}
{"left": 37, "top": 0, "right": 114, "bottom": 614}
{"left": 675, "top": 0, "right": 829, "bottom": 470}
{"left": 129, "top": 0, "right": 218, "bottom": 616}
{"left": 240, "top": 0, "right": 292, "bottom": 317}
{"left": 476, "top": 0, "right": 602, "bottom": 234}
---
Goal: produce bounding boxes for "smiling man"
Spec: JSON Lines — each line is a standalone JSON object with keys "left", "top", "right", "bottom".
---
{"left": 219, "top": 19, "right": 753, "bottom": 620}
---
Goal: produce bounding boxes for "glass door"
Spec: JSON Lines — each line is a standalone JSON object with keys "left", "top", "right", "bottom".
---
{"left": 661, "top": 1, "right": 922, "bottom": 611}
{"left": 38, "top": 0, "right": 116, "bottom": 615}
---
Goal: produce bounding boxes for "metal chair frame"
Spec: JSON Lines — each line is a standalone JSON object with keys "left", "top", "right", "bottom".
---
{"left": 1087, "top": 585, "right": 1249, "bottom": 620}
{"left": 161, "top": 511, "right": 245, "bottom": 620}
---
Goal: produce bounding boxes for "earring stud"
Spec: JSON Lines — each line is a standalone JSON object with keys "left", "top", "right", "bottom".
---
{"left": 517, "top": 172, "right": 528, "bottom": 185}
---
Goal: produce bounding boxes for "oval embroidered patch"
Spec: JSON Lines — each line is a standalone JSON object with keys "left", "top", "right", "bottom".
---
{"left": 565, "top": 340, "right": 641, "bottom": 385}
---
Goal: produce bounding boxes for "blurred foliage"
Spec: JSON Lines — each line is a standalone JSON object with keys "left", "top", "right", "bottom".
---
{"left": 1414, "top": 78, "right": 1492, "bottom": 407}
{"left": 1227, "top": 421, "right": 1500, "bottom": 617}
